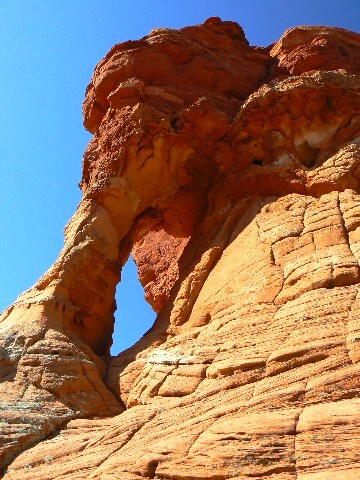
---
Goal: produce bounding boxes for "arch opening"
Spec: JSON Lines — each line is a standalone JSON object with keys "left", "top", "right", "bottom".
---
{"left": 111, "top": 255, "right": 156, "bottom": 355}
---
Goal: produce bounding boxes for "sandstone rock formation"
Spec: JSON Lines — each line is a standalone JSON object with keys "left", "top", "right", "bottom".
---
{"left": 1, "top": 17, "right": 360, "bottom": 480}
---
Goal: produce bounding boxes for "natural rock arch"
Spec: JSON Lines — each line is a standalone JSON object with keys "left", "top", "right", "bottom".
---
{"left": 1, "top": 18, "right": 360, "bottom": 479}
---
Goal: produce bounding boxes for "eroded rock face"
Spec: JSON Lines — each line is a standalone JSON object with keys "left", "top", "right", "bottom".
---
{"left": 1, "top": 18, "right": 360, "bottom": 480}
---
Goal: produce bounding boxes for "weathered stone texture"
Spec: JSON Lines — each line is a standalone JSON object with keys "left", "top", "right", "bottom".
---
{"left": 1, "top": 18, "right": 360, "bottom": 480}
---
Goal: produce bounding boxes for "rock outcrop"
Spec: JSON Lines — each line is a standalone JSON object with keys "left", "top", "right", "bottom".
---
{"left": 1, "top": 17, "right": 360, "bottom": 480}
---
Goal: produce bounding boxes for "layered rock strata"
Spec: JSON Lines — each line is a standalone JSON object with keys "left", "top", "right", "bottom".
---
{"left": 1, "top": 18, "right": 360, "bottom": 480}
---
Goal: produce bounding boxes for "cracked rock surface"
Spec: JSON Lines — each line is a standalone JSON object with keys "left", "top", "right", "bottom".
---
{"left": 1, "top": 17, "right": 360, "bottom": 480}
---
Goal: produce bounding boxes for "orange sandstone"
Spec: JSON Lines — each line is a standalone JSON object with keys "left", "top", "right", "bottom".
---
{"left": 1, "top": 19, "right": 360, "bottom": 480}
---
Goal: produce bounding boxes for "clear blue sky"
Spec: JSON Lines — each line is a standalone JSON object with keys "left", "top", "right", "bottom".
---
{"left": 0, "top": 0, "right": 358, "bottom": 355}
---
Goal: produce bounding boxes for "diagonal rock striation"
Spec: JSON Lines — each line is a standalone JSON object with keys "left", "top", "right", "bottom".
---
{"left": 1, "top": 17, "right": 360, "bottom": 480}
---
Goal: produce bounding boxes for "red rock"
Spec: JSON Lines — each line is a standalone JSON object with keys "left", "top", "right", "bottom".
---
{"left": 82, "top": 18, "right": 268, "bottom": 133}
{"left": 1, "top": 18, "right": 360, "bottom": 480}
{"left": 270, "top": 25, "right": 360, "bottom": 77}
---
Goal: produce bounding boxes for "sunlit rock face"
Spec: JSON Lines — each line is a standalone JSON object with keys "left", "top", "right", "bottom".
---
{"left": 1, "top": 18, "right": 360, "bottom": 480}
